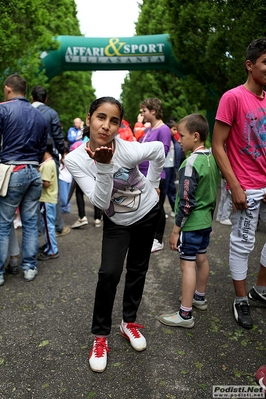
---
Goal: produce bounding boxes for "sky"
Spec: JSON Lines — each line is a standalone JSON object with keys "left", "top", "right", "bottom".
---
{"left": 75, "top": 0, "right": 141, "bottom": 99}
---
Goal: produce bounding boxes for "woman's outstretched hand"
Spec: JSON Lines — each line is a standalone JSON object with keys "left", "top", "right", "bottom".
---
{"left": 85, "top": 145, "right": 113, "bottom": 164}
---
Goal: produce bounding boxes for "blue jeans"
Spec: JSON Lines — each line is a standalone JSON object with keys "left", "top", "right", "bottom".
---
{"left": 40, "top": 202, "right": 58, "bottom": 255}
{"left": 0, "top": 165, "right": 42, "bottom": 275}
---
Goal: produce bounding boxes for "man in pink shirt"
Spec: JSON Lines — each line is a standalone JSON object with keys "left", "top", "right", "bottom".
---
{"left": 212, "top": 38, "right": 266, "bottom": 329}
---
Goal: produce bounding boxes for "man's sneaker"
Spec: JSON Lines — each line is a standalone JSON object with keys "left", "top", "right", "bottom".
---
{"left": 0, "top": 274, "right": 4, "bottom": 286}
{"left": 24, "top": 267, "right": 38, "bottom": 282}
{"left": 56, "top": 226, "right": 71, "bottom": 237}
{"left": 38, "top": 244, "right": 48, "bottom": 253}
{"left": 170, "top": 211, "right": 175, "bottom": 218}
{"left": 232, "top": 300, "right": 253, "bottom": 329}
{"left": 94, "top": 218, "right": 102, "bottom": 228}
{"left": 248, "top": 287, "right": 266, "bottom": 305}
{"left": 157, "top": 311, "right": 194, "bottom": 328}
{"left": 5, "top": 263, "right": 19, "bottom": 275}
{"left": 120, "top": 321, "right": 147, "bottom": 351}
{"left": 71, "top": 217, "right": 88, "bottom": 229}
{"left": 37, "top": 252, "right": 59, "bottom": 261}
{"left": 89, "top": 337, "right": 109, "bottom": 373}
{"left": 178, "top": 295, "right": 208, "bottom": 310}
{"left": 151, "top": 239, "right": 164, "bottom": 253}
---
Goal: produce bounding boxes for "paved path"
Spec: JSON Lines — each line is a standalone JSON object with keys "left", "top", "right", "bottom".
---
{"left": 1, "top": 197, "right": 265, "bottom": 399}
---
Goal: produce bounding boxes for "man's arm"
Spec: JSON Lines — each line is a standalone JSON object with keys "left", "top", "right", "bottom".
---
{"left": 51, "top": 111, "right": 64, "bottom": 155}
{"left": 212, "top": 120, "right": 247, "bottom": 210}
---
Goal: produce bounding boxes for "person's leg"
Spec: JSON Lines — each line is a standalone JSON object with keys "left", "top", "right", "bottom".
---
{"left": 38, "top": 203, "right": 58, "bottom": 260}
{"left": 19, "top": 167, "right": 42, "bottom": 274}
{"left": 0, "top": 169, "right": 28, "bottom": 283}
{"left": 153, "top": 179, "right": 166, "bottom": 249}
{"left": 5, "top": 220, "right": 20, "bottom": 275}
{"left": 248, "top": 199, "right": 266, "bottom": 302}
{"left": 59, "top": 180, "right": 70, "bottom": 213}
{"left": 230, "top": 189, "right": 262, "bottom": 328}
{"left": 123, "top": 203, "right": 160, "bottom": 322}
{"left": 167, "top": 167, "right": 177, "bottom": 212}
{"left": 55, "top": 165, "right": 64, "bottom": 233}
{"left": 76, "top": 184, "right": 85, "bottom": 219}
{"left": 91, "top": 215, "right": 131, "bottom": 336}
{"left": 120, "top": 203, "right": 160, "bottom": 351}
{"left": 180, "top": 259, "right": 196, "bottom": 308}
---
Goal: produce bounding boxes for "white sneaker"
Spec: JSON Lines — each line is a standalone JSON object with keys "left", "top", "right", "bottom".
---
{"left": 71, "top": 216, "right": 88, "bottom": 229}
{"left": 157, "top": 311, "right": 194, "bottom": 328}
{"left": 0, "top": 274, "right": 4, "bottom": 286}
{"left": 220, "top": 218, "right": 232, "bottom": 226}
{"left": 94, "top": 219, "right": 102, "bottom": 228}
{"left": 24, "top": 267, "right": 38, "bottom": 282}
{"left": 89, "top": 337, "right": 109, "bottom": 373}
{"left": 120, "top": 321, "right": 146, "bottom": 351}
{"left": 151, "top": 239, "right": 164, "bottom": 253}
{"left": 170, "top": 211, "right": 175, "bottom": 218}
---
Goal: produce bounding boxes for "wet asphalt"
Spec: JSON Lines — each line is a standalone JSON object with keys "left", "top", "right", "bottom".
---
{"left": 0, "top": 194, "right": 266, "bottom": 399}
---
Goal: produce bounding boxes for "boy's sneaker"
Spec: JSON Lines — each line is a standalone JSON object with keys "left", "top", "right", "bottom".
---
{"left": 37, "top": 252, "right": 59, "bottom": 261}
{"left": 89, "top": 337, "right": 109, "bottom": 373}
{"left": 179, "top": 295, "right": 208, "bottom": 310}
{"left": 248, "top": 287, "right": 266, "bottom": 304}
{"left": 232, "top": 300, "right": 253, "bottom": 329}
{"left": 71, "top": 217, "right": 88, "bottom": 229}
{"left": 5, "top": 264, "right": 19, "bottom": 275}
{"left": 151, "top": 239, "right": 164, "bottom": 253}
{"left": 120, "top": 322, "right": 147, "bottom": 351}
{"left": 0, "top": 274, "right": 4, "bottom": 286}
{"left": 158, "top": 311, "right": 194, "bottom": 328}
{"left": 24, "top": 267, "right": 38, "bottom": 282}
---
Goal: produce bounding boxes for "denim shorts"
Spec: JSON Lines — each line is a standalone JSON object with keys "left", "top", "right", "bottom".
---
{"left": 178, "top": 227, "right": 212, "bottom": 261}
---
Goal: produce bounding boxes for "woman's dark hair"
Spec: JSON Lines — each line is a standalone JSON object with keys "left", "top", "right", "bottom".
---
{"left": 83, "top": 97, "right": 124, "bottom": 139}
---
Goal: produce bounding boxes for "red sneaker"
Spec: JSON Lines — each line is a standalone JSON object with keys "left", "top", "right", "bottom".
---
{"left": 120, "top": 321, "right": 146, "bottom": 351}
{"left": 89, "top": 337, "right": 109, "bottom": 372}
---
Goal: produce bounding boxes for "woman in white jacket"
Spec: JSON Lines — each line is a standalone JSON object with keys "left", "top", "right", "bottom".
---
{"left": 65, "top": 97, "right": 165, "bottom": 373}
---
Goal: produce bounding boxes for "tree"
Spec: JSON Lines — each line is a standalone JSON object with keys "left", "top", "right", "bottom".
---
{"left": 121, "top": 0, "right": 266, "bottom": 134}
{"left": 0, "top": 0, "right": 95, "bottom": 134}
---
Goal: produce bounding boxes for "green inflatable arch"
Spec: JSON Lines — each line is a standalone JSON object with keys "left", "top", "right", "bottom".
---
{"left": 41, "top": 34, "right": 186, "bottom": 80}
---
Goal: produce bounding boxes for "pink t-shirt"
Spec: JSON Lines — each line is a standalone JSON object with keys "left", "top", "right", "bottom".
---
{"left": 216, "top": 85, "right": 266, "bottom": 190}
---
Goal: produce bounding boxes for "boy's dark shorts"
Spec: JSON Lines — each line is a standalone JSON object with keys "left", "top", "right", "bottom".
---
{"left": 178, "top": 227, "right": 212, "bottom": 261}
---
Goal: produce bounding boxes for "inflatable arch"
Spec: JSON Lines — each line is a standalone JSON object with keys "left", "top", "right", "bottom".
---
{"left": 41, "top": 34, "right": 186, "bottom": 80}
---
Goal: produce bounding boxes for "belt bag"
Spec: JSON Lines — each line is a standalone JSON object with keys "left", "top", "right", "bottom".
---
{"left": 0, "top": 164, "right": 14, "bottom": 196}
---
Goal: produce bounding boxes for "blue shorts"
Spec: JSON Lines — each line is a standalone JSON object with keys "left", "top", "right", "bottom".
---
{"left": 178, "top": 227, "right": 212, "bottom": 261}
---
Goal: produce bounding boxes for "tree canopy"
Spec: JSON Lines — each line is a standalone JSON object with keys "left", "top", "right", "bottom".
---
{"left": 121, "top": 0, "right": 266, "bottom": 134}
{"left": 0, "top": 0, "right": 95, "bottom": 134}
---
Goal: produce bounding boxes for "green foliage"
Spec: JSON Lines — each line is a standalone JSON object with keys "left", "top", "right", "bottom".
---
{"left": 0, "top": 0, "right": 95, "bottom": 131}
{"left": 47, "top": 71, "right": 95, "bottom": 135}
{"left": 121, "top": 0, "right": 266, "bottom": 135}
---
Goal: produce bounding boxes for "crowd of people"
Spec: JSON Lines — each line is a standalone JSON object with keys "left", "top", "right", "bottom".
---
{"left": 0, "top": 37, "right": 265, "bottom": 377}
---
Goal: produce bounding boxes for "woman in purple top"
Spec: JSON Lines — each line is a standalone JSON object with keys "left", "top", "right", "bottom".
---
{"left": 139, "top": 98, "right": 171, "bottom": 252}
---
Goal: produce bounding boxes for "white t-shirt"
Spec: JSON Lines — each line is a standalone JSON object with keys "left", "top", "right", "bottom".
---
{"left": 65, "top": 137, "right": 165, "bottom": 226}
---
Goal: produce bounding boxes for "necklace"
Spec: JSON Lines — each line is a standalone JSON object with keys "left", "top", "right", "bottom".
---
{"left": 193, "top": 145, "right": 211, "bottom": 167}
{"left": 142, "top": 120, "right": 163, "bottom": 143}
{"left": 151, "top": 120, "right": 162, "bottom": 130}
{"left": 193, "top": 145, "right": 205, "bottom": 153}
